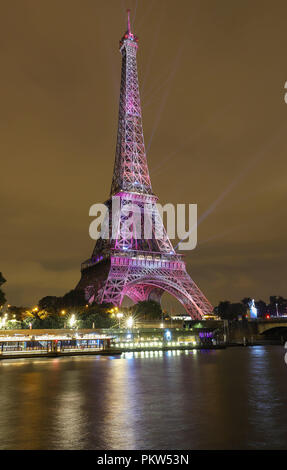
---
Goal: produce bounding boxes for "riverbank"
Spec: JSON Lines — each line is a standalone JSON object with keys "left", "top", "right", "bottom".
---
{"left": 0, "top": 325, "right": 284, "bottom": 361}
{"left": 0, "top": 343, "right": 229, "bottom": 361}
{"left": 8, "top": 342, "right": 283, "bottom": 361}
{"left": 0, "top": 348, "right": 122, "bottom": 360}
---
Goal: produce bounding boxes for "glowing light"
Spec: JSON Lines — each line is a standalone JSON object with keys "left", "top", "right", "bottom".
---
{"left": 249, "top": 299, "right": 258, "bottom": 319}
{"left": 165, "top": 329, "right": 172, "bottom": 341}
{"left": 69, "top": 314, "right": 77, "bottom": 328}
{"left": 116, "top": 312, "right": 124, "bottom": 328}
{"left": 126, "top": 317, "right": 134, "bottom": 329}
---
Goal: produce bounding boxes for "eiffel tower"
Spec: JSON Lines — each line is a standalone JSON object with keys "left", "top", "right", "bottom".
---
{"left": 76, "top": 11, "right": 213, "bottom": 319}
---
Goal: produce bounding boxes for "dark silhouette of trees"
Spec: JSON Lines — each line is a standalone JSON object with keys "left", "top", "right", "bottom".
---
{"left": 79, "top": 308, "right": 116, "bottom": 329}
{"left": 38, "top": 289, "right": 86, "bottom": 314}
{"left": 255, "top": 300, "right": 267, "bottom": 318}
{"left": 0, "top": 273, "right": 6, "bottom": 307}
{"left": 7, "top": 306, "right": 28, "bottom": 321}
{"left": 31, "top": 314, "right": 65, "bottom": 329}
{"left": 215, "top": 296, "right": 287, "bottom": 320}
{"left": 35, "top": 291, "right": 116, "bottom": 329}
{"left": 215, "top": 301, "right": 246, "bottom": 320}
{"left": 38, "top": 296, "right": 59, "bottom": 313}
{"left": 268, "top": 296, "right": 287, "bottom": 316}
{"left": 61, "top": 289, "right": 86, "bottom": 308}
{"left": 133, "top": 300, "right": 162, "bottom": 320}
{"left": 241, "top": 298, "right": 252, "bottom": 309}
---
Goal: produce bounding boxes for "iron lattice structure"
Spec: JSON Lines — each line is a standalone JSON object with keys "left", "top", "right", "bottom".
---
{"left": 77, "top": 12, "right": 213, "bottom": 319}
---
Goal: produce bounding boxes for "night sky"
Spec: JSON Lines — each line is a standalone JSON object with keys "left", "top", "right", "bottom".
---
{"left": 1, "top": 0, "right": 287, "bottom": 309}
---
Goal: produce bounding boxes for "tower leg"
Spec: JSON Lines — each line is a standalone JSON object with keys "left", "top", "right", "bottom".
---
{"left": 93, "top": 264, "right": 212, "bottom": 320}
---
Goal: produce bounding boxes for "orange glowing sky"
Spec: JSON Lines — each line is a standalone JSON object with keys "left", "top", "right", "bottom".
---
{"left": 1, "top": 0, "right": 287, "bottom": 308}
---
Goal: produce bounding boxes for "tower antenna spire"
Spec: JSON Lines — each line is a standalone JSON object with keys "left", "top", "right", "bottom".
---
{"left": 127, "top": 8, "right": 131, "bottom": 34}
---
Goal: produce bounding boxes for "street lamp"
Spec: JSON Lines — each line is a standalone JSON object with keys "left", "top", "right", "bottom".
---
{"left": 116, "top": 312, "right": 124, "bottom": 328}
{"left": 0, "top": 314, "right": 8, "bottom": 329}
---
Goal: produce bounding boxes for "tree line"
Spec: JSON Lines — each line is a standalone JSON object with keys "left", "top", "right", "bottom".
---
{"left": 0, "top": 273, "right": 6, "bottom": 307}
{"left": 214, "top": 296, "right": 287, "bottom": 320}
{"left": 0, "top": 273, "right": 164, "bottom": 329}
{"left": 1, "top": 271, "right": 286, "bottom": 327}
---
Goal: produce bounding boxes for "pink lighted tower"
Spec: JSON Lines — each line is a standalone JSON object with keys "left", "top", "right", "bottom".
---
{"left": 76, "top": 11, "right": 213, "bottom": 319}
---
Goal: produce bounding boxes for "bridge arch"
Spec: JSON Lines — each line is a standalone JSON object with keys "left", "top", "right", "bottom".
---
{"left": 259, "top": 325, "right": 287, "bottom": 341}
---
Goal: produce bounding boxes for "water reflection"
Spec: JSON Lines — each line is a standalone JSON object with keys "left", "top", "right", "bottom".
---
{"left": 247, "top": 346, "right": 287, "bottom": 449}
{"left": 0, "top": 347, "right": 287, "bottom": 449}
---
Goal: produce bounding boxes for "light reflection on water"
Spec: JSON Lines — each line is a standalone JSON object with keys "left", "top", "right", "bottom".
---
{"left": 0, "top": 347, "right": 287, "bottom": 449}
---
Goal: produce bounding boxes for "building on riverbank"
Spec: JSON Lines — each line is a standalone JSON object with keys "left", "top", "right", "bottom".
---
{"left": 0, "top": 325, "right": 221, "bottom": 359}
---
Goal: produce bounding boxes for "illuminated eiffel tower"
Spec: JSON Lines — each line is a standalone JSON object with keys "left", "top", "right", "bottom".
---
{"left": 76, "top": 11, "right": 212, "bottom": 319}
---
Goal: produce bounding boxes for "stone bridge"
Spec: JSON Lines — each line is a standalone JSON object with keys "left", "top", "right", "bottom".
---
{"left": 256, "top": 319, "right": 287, "bottom": 335}
{"left": 184, "top": 318, "right": 287, "bottom": 341}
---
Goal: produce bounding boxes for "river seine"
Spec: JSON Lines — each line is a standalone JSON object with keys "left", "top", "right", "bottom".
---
{"left": 0, "top": 346, "right": 286, "bottom": 449}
